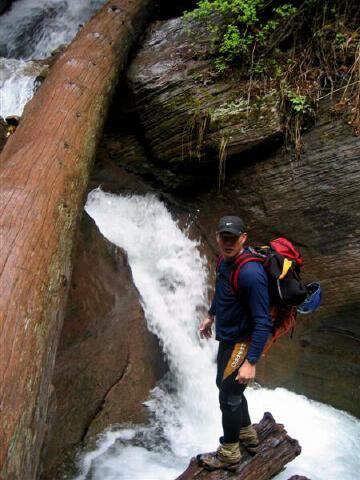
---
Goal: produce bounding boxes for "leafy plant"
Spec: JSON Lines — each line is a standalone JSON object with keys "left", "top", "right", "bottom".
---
{"left": 184, "top": 0, "right": 310, "bottom": 72}
{"left": 335, "top": 32, "right": 346, "bottom": 45}
{"left": 285, "top": 90, "right": 312, "bottom": 114}
{"left": 183, "top": 0, "right": 359, "bottom": 158}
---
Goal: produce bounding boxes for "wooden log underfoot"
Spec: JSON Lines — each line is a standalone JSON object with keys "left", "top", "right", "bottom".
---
{"left": 175, "top": 412, "right": 308, "bottom": 480}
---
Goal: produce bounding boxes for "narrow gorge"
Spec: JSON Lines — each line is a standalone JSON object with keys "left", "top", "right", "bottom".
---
{"left": 0, "top": 1, "right": 359, "bottom": 480}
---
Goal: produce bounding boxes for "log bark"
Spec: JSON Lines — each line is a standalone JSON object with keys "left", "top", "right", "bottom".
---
{"left": 0, "top": 1, "right": 155, "bottom": 479}
{"left": 175, "top": 412, "right": 302, "bottom": 480}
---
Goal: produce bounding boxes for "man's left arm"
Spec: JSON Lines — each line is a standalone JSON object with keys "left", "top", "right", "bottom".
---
{"left": 236, "top": 263, "right": 272, "bottom": 384}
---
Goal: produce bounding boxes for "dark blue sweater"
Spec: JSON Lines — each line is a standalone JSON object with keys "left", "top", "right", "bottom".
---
{"left": 208, "top": 250, "right": 273, "bottom": 363}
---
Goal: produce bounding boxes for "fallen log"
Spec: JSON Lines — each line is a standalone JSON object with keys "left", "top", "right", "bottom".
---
{"left": 175, "top": 412, "right": 302, "bottom": 480}
{"left": 0, "top": 1, "right": 155, "bottom": 479}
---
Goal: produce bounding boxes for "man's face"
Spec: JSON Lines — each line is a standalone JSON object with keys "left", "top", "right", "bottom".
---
{"left": 216, "top": 232, "right": 247, "bottom": 261}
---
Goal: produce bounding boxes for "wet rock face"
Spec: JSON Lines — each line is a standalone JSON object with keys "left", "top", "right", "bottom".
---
{"left": 95, "top": 93, "right": 360, "bottom": 417}
{"left": 41, "top": 213, "right": 166, "bottom": 479}
{"left": 85, "top": 9, "right": 360, "bottom": 423}
{"left": 172, "top": 106, "right": 360, "bottom": 418}
{"left": 126, "top": 17, "right": 282, "bottom": 179}
{"left": 122, "top": 11, "right": 360, "bottom": 411}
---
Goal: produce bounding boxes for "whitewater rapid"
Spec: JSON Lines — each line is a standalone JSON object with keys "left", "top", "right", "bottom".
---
{"left": 75, "top": 189, "right": 360, "bottom": 480}
{"left": 0, "top": 0, "right": 106, "bottom": 117}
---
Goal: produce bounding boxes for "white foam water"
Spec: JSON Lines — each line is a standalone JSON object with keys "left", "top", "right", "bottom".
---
{"left": 0, "top": 58, "right": 42, "bottom": 117}
{"left": 76, "top": 189, "right": 360, "bottom": 480}
{"left": 0, "top": 0, "right": 106, "bottom": 60}
{"left": 0, "top": 0, "right": 106, "bottom": 117}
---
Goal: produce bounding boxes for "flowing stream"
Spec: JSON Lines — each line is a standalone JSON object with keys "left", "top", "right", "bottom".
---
{"left": 78, "top": 189, "right": 360, "bottom": 480}
{"left": 0, "top": 0, "right": 106, "bottom": 117}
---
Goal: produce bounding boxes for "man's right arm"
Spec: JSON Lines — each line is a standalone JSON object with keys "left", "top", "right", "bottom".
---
{"left": 199, "top": 314, "right": 214, "bottom": 339}
{"left": 199, "top": 294, "right": 216, "bottom": 339}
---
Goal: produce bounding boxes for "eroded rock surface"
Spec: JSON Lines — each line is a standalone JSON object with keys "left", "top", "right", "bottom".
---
{"left": 121, "top": 17, "right": 360, "bottom": 412}
{"left": 126, "top": 17, "right": 282, "bottom": 175}
{"left": 41, "top": 213, "right": 166, "bottom": 479}
{"left": 170, "top": 102, "right": 360, "bottom": 417}
{"left": 95, "top": 90, "right": 360, "bottom": 417}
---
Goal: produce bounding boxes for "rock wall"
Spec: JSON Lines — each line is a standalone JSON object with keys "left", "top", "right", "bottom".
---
{"left": 126, "top": 17, "right": 282, "bottom": 175}
{"left": 178, "top": 106, "right": 360, "bottom": 417}
{"left": 93, "top": 16, "right": 360, "bottom": 418}
{"left": 41, "top": 213, "right": 166, "bottom": 479}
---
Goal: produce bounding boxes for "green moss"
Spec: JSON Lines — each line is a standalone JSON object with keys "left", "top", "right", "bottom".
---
{"left": 320, "top": 131, "right": 338, "bottom": 143}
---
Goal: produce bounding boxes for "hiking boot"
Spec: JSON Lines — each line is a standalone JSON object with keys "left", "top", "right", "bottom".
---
{"left": 239, "top": 424, "right": 259, "bottom": 455}
{"left": 197, "top": 441, "right": 241, "bottom": 471}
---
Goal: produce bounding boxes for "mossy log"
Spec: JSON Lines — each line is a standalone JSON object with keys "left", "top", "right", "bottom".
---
{"left": 175, "top": 412, "right": 303, "bottom": 480}
{"left": 0, "top": 1, "right": 155, "bottom": 479}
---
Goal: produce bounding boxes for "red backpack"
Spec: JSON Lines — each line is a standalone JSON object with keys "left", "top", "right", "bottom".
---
{"left": 216, "top": 238, "right": 308, "bottom": 354}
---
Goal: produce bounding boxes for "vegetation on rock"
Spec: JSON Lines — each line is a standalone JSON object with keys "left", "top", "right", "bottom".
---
{"left": 184, "top": 0, "right": 360, "bottom": 156}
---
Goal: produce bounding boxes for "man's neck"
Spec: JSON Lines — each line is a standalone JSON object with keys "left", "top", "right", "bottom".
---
{"left": 224, "top": 247, "right": 245, "bottom": 263}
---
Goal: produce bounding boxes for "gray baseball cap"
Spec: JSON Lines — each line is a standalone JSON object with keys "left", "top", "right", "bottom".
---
{"left": 217, "top": 216, "right": 246, "bottom": 236}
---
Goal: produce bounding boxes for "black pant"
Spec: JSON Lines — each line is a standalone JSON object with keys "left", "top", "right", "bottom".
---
{"left": 216, "top": 342, "right": 251, "bottom": 443}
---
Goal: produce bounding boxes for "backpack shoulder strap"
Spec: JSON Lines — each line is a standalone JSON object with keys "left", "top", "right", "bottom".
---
{"left": 231, "top": 250, "right": 265, "bottom": 292}
{"left": 215, "top": 251, "right": 266, "bottom": 294}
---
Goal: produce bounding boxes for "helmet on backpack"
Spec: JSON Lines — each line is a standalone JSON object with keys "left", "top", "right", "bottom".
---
{"left": 297, "top": 282, "right": 322, "bottom": 314}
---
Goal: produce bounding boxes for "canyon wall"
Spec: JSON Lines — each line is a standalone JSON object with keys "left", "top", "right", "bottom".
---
{"left": 92, "top": 15, "right": 360, "bottom": 417}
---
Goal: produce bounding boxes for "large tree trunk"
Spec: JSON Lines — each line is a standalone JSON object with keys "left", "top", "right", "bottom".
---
{"left": 0, "top": 1, "right": 155, "bottom": 478}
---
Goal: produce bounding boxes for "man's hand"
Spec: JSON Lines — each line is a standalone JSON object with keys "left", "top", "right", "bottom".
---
{"left": 199, "top": 315, "right": 214, "bottom": 339}
{"left": 235, "top": 360, "right": 256, "bottom": 384}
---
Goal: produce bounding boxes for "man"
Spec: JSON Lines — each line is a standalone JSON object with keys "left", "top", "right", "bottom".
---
{"left": 198, "top": 215, "right": 273, "bottom": 471}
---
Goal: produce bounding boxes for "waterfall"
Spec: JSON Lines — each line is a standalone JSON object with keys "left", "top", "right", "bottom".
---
{"left": 76, "top": 189, "right": 360, "bottom": 480}
{"left": 0, "top": 58, "right": 42, "bottom": 118}
{"left": 0, "top": 0, "right": 106, "bottom": 117}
